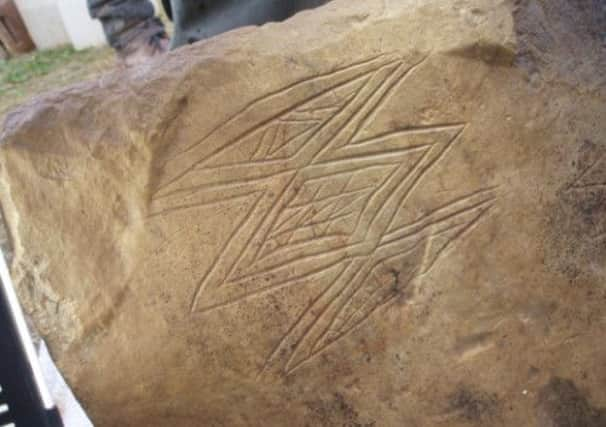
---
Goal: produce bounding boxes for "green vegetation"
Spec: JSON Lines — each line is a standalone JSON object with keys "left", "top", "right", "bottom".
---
{"left": 2, "top": 46, "right": 95, "bottom": 92}
{"left": 0, "top": 45, "right": 114, "bottom": 119}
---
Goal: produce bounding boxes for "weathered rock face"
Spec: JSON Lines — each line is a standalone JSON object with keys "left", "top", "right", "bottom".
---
{"left": 1, "top": 1, "right": 605, "bottom": 426}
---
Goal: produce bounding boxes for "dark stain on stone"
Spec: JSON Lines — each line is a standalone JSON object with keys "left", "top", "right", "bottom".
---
{"left": 545, "top": 140, "right": 606, "bottom": 282}
{"left": 536, "top": 377, "right": 606, "bottom": 427}
{"left": 513, "top": 0, "right": 606, "bottom": 80}
{"left": 447, "top": 385, "right": 501, "bottom": 424}
{"left": 446, "top": 41, "right": 516, "bottom": 67}
{"left": 388, "top": 267, "right": 408, "bottom": 301}
{"left": 304, "top": 392, "right": 375, "bottom": 427}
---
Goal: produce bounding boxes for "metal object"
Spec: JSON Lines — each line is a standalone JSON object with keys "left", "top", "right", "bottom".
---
{"left": 0, "top": 249, "right": 63, "bottom": 427}
{"left": 164, "top": 0, "right": 330, "bottom": 48}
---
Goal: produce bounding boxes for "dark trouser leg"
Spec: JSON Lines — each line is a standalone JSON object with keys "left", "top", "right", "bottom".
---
{"left": 87, "top": 0, "right": 167, "bottom": 54}
{"left": 169, "top": 0, "right": 331, "bottom": 49}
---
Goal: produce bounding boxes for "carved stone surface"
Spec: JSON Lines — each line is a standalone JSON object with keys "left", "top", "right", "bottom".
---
{"left": 1, "top": 1, "right": 605, "bottom": 426}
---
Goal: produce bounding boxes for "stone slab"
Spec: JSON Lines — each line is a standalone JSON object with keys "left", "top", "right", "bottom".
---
{"left": 0, "top": 1, "right": 605, "bottom": 425}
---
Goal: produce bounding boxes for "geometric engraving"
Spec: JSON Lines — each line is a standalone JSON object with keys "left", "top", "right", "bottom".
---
{"left": 150, "top": 54, "right": 498, "bottom": 376}
{"left": 566, "top": 149, "right": 606, "bottom": 241}
{"left": 569, "top": 152, "right": 606, "bottom": 191}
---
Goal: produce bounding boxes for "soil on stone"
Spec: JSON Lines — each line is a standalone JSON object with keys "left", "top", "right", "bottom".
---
{"left": 536, "top": 377, "right": 606, "bottom": 427}
{"left": 447, "top": 385, "right": 502, "bottom": 425}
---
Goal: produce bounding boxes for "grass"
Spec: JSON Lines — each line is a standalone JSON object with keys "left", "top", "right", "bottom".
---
{"left": 0, "top": 45, "right": 115, "bottom": 120}
{"left": 0, "top": 47, "right": 78, "bottom": 86}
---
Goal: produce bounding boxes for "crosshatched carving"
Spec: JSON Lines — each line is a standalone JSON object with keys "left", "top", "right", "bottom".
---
{"left": 150, "top": 55, "right": 498, "bottom": 376}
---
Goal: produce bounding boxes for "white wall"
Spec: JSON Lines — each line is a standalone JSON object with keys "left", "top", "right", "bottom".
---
{"left": 13, "top": 0, "right": 71, "bottom": 49}
{"left": 57, "top": 0, "right": 106, "bottom": 49}
{"left": 13, "top": 0, "right": 107, "bottom": 50}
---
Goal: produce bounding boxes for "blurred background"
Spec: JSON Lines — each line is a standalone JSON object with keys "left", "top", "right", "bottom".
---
{"left": 0, "top": 0, "right": 331, "bottom": 122}
{"left": 0, "top": 0, "right": 172, "bottom": 120}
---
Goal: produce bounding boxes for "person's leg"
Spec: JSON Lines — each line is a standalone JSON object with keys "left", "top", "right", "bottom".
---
{"left": 169, "top": 0, "right": 331, "bottom": 49}
{"left": 88, "top": 0, "right": 168, "bottom": 63}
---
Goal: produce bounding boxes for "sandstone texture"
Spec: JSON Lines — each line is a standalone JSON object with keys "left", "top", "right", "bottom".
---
{"left": 0, "top": 1, "right": 605, "bottom": 426}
